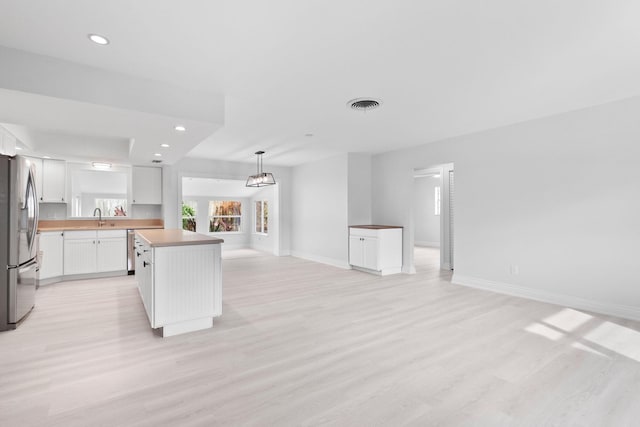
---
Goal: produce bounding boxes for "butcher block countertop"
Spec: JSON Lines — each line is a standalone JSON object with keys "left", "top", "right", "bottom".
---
{"left": 350, "top": 225, "right": 403, "bottom": 229}
{"left": 136, "top": 229, "right": 224, "bottom": 247}
{"left": 38, "top": 218, "right": 164, "bottom": 232}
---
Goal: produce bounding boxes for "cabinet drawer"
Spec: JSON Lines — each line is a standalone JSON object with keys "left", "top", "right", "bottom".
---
{"left": 64, "top": 230, "right": 96, "bottom": 240}
{"left": 349, "top": 227, "right": 379, "bottom": 238}
{"left": 97, "top": 229, "right": 126, "bottom": 239}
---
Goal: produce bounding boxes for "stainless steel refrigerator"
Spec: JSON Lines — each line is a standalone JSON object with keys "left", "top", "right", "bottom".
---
{"left": 1, "top": 154, "right": 39, "bottom": 331}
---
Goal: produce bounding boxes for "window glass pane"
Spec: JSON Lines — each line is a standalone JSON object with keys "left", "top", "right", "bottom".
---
{"left": 210, "top": 217, "right": 241, "bottom": 232}
{"left": 255, "top": 201, "right": 262, "bottom": 233}
{"left": 263, "top": 201, "right": 268, "bottom": 233}
{"left": 182, "top": 201, "right": 197, "bottom": 232}
{"left": 210, "top": 201, "right": 241, "bottom": 216}
{"left": 209, "top": 200, "right": 242, "bottom": 233}
{"left": 95, "top": 199, "right": 128, "bottom": 217}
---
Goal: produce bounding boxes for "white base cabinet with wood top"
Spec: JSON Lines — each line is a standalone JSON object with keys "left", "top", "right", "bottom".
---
{"left": 63, "top": 230, "right": 127, "bottom": 277}
{"left": 349, "top": 226, "right": 403, "bottom": 275}
{"left": 135, "top": 229, "right": 223, "bottom": 337}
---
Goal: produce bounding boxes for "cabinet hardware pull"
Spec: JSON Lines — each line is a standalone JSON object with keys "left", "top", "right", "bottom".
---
{"left": 143, "top": 261, "right": 149, "bottom": 267}
{"left": 93, "top": 240, "right": 95, "bottom": 244}
{"left": 136, "top": 252, "right": 141, "bottom": 257}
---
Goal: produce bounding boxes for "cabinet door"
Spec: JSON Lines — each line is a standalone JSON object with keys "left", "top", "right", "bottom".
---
{"left": 42, "top": 159, "right": 66, "bottom": 203}
{"left": 362, "top": 237, "right": 379, "bottom": 271}
{"left": 64, "top": 239, "right": 97, "bottom": 275}
{"left": 349, "top": 236, "right": 364, "bottom": 267}
{"left": 39, "top": 232, "right": 64, "bottom": 279}
{"left": 97, "top": 238, "right": 127, "bottom": 272}
{"left": 132, "top": 167, "right": 162, "bottom": 204}
{"left": 137, "top": 248, "right": 154, "bottom": 326}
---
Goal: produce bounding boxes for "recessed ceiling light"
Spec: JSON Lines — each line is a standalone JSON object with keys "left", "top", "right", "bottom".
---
{"left": 160, "top": 144, "right": 170, "bottom": 148}
{"left": 154, "top": 153, "right": 162, "bottom": 157}
{"left": 174, "top": 125, "right": 186, "bottom": 132}
{"left": 433, "top": 174, "right": 441, "bottom": 178}
{"left": 92, "top": 162, "right": 112, "bottom": 170}
{"left": 43, "top": 156, "right": 51, "bottom": 159}
{"left": 88, "top": 33, "right": 110, "bottom": 45}
{"left": 15, "top": 146, "right": 23, "bottom": 150}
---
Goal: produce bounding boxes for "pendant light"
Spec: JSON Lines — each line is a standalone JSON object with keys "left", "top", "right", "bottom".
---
{"left": 246, "top": 151, "right": 276, "bottom": 187}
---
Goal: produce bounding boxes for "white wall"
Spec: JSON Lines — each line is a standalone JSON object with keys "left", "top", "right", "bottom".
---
{"left": 372, "top": 96, "right": 640, "bottom": 320}
{"left": 291, "top": 154, "right": 349, "bottom": 268}
{"left": 413, "top": 176, "right": 440, "bottom": 246}
{"left": 163, "top": 157, "right": 291, "bottom": 255}
{"left": 347, "top": 153, "right": 372, "bottom": 226}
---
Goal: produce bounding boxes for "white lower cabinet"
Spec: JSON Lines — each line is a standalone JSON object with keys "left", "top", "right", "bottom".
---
{"left": 63, "top": 230, "right": 127, "bottom": 276}
{"left": 97, "top": 237, "right": 127, "bottom": 272}
{"left": 39, "top": 231, "right": 64, "bottom": 279}
{"left": 349, "top": 226, "right": 403, "bottom": 275}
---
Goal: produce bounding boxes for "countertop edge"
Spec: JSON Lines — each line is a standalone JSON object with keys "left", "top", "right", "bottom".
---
{"left": 135, "top": 229, "right": 224, "bottom": 247}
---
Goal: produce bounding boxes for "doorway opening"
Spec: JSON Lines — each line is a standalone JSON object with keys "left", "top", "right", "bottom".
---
{"left": 412, "top": 163, "right": 454, "bottom": 274}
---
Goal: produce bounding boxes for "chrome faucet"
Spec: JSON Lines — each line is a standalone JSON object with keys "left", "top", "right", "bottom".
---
{"left": 93, "top": 208, "right": 105, "bottom": 227}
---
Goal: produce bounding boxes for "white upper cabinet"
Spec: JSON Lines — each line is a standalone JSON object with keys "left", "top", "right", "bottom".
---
{"left": 42, "top": 159, "right": 67, "bottom": 202}
{"left": 132, "top": 166, "right": 162, "bottom": 205}
{"left": 27, "top": 157, "right": 67, "bottom": 203}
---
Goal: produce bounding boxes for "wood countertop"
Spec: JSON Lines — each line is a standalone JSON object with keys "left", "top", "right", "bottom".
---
{"left": 38, "top": 219, "right": 164, "bottom": 232}
{"left": 136, "top": 229, "right": 224, "bottom": 247}
{"left": 349, "top": 225, "right": 403, "bottom": 229}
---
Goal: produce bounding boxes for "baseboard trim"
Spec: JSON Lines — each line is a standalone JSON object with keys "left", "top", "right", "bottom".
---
{"left": 289, "top": 250, "right": 350, "bottom": 270}
{"left": 452, "top": 274, "right": 640, "bottom": 322}
{"left": 415, "top": 241, "right": 440, "bottom": 248}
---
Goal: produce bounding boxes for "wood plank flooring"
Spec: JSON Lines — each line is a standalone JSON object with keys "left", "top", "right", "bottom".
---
{"left": 1, "top": 247, "right": 640, "bottom": 426}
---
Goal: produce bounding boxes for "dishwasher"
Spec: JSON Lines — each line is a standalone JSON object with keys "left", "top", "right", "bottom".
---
{"left": 127, "top": 230, "right": 136, "bottom": 275}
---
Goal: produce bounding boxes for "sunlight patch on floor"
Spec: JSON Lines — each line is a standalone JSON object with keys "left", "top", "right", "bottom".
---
{"left": 543, "top": 308, "right": 592, "bottom": 332}
{"left": 584, "top": 321, "right": 640, "bottom": 362}
{"left": 524, "top": 322, "right": 565, "bottom": 341}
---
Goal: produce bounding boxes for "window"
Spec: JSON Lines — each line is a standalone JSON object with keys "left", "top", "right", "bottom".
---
{"left": 255, "top": 200, "right": 268, "bottom": 234}
{"left": 95, "top": 198, "right": 127, "bottom": 217}
{"left": 182, "top": 201, "right": 197, "bottom": 232}
{"left": 209, "top": 201, "right": 242, "bottom": 232}
{"left": 434, "top": 186, "right": 441, "bottom": 216}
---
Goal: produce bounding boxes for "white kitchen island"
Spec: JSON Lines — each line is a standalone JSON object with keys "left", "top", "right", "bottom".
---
{"left": 135, "top": 229, "right": 224, "bottom": 337}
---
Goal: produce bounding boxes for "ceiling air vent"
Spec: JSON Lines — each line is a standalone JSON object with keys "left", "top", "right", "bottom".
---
{"left": 347, "top": 98, "right": 382, "bottom": 111}
{"left": 151, "top": 159, "right": 163, "bottom": 164}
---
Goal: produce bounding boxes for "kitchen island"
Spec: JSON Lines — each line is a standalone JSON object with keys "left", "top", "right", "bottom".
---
{"left": 135, "top": 229, "right": 224, "bottom": 337}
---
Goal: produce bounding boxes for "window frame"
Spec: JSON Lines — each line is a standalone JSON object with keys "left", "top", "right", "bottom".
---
{"left": 254, "top": 200, "right": 268, "bottom": 235}
{"left": 208, "top": 200, "right": 243, "bottom": 234}
{"left": 181, "top": 200, "right": 198, "bottom": 232}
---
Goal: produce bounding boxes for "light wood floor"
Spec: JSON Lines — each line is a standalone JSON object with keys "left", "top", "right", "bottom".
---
{"left": 2, "top": 248, "right": 640, "bottom": 426}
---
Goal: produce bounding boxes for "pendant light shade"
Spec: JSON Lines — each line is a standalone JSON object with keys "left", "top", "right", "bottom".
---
{"left": 246, "top": 151, "right": 276, "bottom": 187}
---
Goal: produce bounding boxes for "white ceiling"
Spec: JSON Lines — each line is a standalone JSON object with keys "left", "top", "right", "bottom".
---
{"left": 182, "top": 178, "right": 268, "bottom": 198}
{"left": 1, "top": 1, "right": 640, "bottom": 166}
